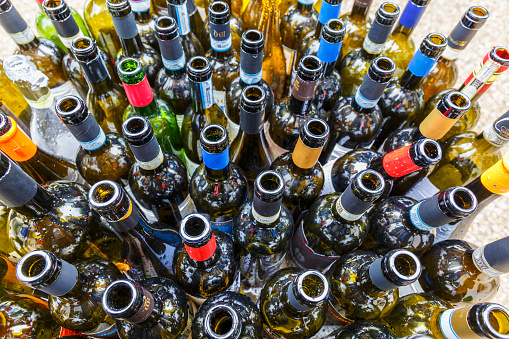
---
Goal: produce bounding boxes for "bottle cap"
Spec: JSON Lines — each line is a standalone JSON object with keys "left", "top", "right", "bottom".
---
{"left": 480, "top": 152, "right": 509, "bottom": 195}
{"left": 0, "top": 114, "right": 37, "bottom": 162}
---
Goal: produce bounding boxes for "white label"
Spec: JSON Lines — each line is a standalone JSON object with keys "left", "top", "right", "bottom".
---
{"left": 184, "top": 152, "right": 201, "bottom": 177}
{"left": 213, "top": 90, "right": 226, "bottom": 112}
{"left": 263, "top": 121, "right": 289, "bottom": 161}
{"left": 252, "top": 205, "right": 281, "bottom": 224}
{"left": 129, "top": 0, "right": 151, "bottom": 12}
{"left": 439, "top": 309, "right": 459, "bottom": 339}
{"left": 484, "top": 124, "right": 509, "bottom": 147}
{"left": 362, "top": 37, "right": 384, "bottom": 54}
{"left": 138, "top": 149, "right": 164, "bottom": 170}
{"left": 162, "top": 54, "right": 186, "bottom": 71}
{"left": 60, "top": 30, "right": 85, "bottom": 48}
{"left": 240, "top": 69, "right": 262, "bottom": 84}
{"left": 354, "top": 91, "right": 378, "bottom": 109}
{"left": 174, "top": 3, "right": 191, "bottom": 35}
{"left": 472, "top": 246, "right": 504, "bottom": 277}
{"left": 441, "top": 46, "right": 461, "bottom": 61}
{"left": 178, "top": 194, "right": 196, "bottom": 218}
{"left": 80, "top": 129, "right": 107, "bottom": 151}
{"left": 404, "top": 177, "right": 440, "bottom": 201}
{"left": 320, "top": 161, "right": 336, "bottom": 195}
{"left": 200, "top": 79, "right": 214, "bottom": 110}
{"left": 283, "top": 45, "right": 296, "bottom": 76}
{"left": 227, "top": 118, "right": 240, "bottom": 142}
{"left": 335, "top": 197, "right": 362, "bottom": 221}
{"left": 9, "top": 27, "right": 35, "bottom": 45}
{"left": 211, "top": 36, "right": 232, "bottom": 53}
{"left": 409, "top": 202, "right": 435, "bottom": 231}
{"left": 461, "top": 58, "right": 499, "bottom": 98}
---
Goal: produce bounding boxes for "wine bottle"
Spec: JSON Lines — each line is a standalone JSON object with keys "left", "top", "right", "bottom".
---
{"left": 363, "top": 186, "right": 477, "bottom": 256}
{"left": 89, "top": 180, "right": 182, "bottom": 280}
{"left": 174, "top": 213, "right": 240, "bottom": 304}
{"left": 233, "top": 171, "right": 293, "bottom": 290}
{"left": 71, "top": 37, "right": 127, "bottom": 135}
{"left": 381, "top": 0, "right": 431, "bottom": 76}
{"left": 421, "top": 6, "right": 489, "bottom": 100}
{"left": 204, "top": 0, "right": 242, "bottom": 16}
{"left": 102, "top": 278, "right": 193, "bottom": 338}
{"left": 258, "top": 0, "right": 286, "bottom": 102}
{"left": 339, "top": 2, "right": 399, "bottom": 97}
{"left": 242, "top": 0, "right": 262, "bottom": 30}
{"left": 321, "top": 138, "right": 442, "bottom": 197}
{"left": 265, "top": 55, "right": 324, "bottom": 160}
{"left": 225, "top": 29, "right": 275, "bottom": 141}
{"left": 0, "top": 294, "right": 61, "bottom": 338}
{"left": 0, "top": 61, "right": 31, "bottom": 131}
{"left": 55, "top": 95, "right": 135, "bottom": 185}
{"left": 335, "top": 320, "right": 398, "bottom": 339}
{"left": 328, "top": 249, "right": 421, "bottom": 325}
{"left": 119, "top": 58, "right": 183, "bottom": 158}
{"left": 260, "top": 268, "right": 329, "bottom": 339}
{"left": 3, "top": 55, "right": 81, "bottom": 162}
{"left": 280, "top": 0, "right": 318, "bottom": 85}
{"left": 320, "top": 56, "right": 395, "bottom": 164}
{"left": 192, "top": 291, "right": 263, "bottom": 338}
{"left": 270, "top": 118, "right": 329, "bottom": 218}
{"left": 84, "top": 0, "right": 122, "bottom": 58}
{"left": 123, "top": 116, "right": 191, "bottom": 228}
{"left": 181, "top": 56, "right": 228, "bottom": 175}
{"left": 153, "top": 16, "right": 191, "bottom": 129}
{"left": 128, "top": 0, "right": 159, "bottom": 52}
{"left": 16, "top": 250, "right": 121, "bottom": 337}
{"left": 0, "top": 252, "right": 34, "bottom": 295}
{"left": 291, "top": 169, "right": 384, "bottom": 272}
{"left": 167, "top": 0, "right": 205, "bottom": 58}
{"left": 107, "top": 0, "right": 163, "bottom": 86}
{"left": 190, "top": 124, "right": 247, "bottom": 235}
{"left": 339, "top": 0, "right": 373, "bottom": 60}
{"left": 230, "top": 85, "right": 271, "bottom": 197}
{"left": 201, "top": 0, "right": 244, "bottom": 54}
{"left": 187, "top": 0, "right": 204, "bottom": 42}
{"left": 205, "top": 1, "right": 240, "bottom": 111}
{"left": 374, "top": 33, "right": 447, "bottom": 150}
{"left": 0, "top": 113, "right": 81, "bottom": 184}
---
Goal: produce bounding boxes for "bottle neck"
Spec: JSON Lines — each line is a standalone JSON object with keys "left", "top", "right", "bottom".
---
{"left": 361, "top": 17, "right": 395, "bottom": 59}
{"left": 317, "top": 1, "right": 342, "bottom": 36}
{"left": 291, "top": 136, "right": 323, "bottom": 170}
{"left": 481, "top": 118, "right": 509, "bottom": 149}
{"left": 333, "top": 184, "right": 373, "bottom": 222}
{"left": 129, "top": 132, "right": 165, "bottom": 172}
{"left": 352, "top": 71, "right": 389, "bottom": 112}
{"left": 350, "top": 0, "right": 371, "bottom": 17}
{"left": 296, "top": 1, "right": 313, "bottom": 13}
{"left": 259, "top": 0, "right": 282, "bottom": 56}
{"left": 471, "top": 236, "right": 509, "bottom": 277}
{"left": 316, "top": 35, "right": 342, "bottom": 77}
{"left": 159, "top": 34, "right": 187, "bottom": 77}
{"left": 465, "top": 155, "right": 509, "bottom": 205}
{"left": 240, "top": 49, "right": 263, "bottom": 86}
{"left": 77, "top": 51, "right": 115, "bottom": 88}
{"left": 63, "top": 114, "right": 107, "bottom": 152}
{"left": 252, "top": 192, "right": 282, "bottom": 227}
{"left": 399, "top": 71, "right": 423, "bottom": 91}
{"left": 130, "top": 0, "right": 152, "bottom": 23}
{"left": 203, "top": 145, "right": 230, "bottom": 181}
{"left": 239, "top": 104, "right": 264, "bottom": 135}
{"left": 367, "top": 251, "right": 420, "bottom": 292}
{"left": 391, "top": 0, "right": 429, "bottom": 40}
{"left": 122, "top": 75, "right": 159, "bottom": 117}
{"left": 184, "top": 232, "right": 220, "bottom": 267}
{"left": 167, "top": 0, "right": 192, "bottom": 37}
{"left": 45, "top": 7, "right": 84, "bottom": 49}
{"left": 110, "top": 9, "right": 146, "bottom": 55}
{"left": 289, "top": 74, "right": 319, "bottom": 115}
{"left": 0, "top": 4, "right": 38, "bottom": 48}
{"left": 210, "top": 19, "right": 233, "bottom": 59}
{"left": 189, "top": 77, "right": 215, "bottom": 112}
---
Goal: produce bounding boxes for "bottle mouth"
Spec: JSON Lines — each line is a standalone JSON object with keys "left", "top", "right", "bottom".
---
{"left": 88, "top": 180, "right": 123, "bottom": 212}
{"left": 445, "top": 187, "right": 478, "bottom": 215}
{"left": 241, "top": 85, "right": 265, "bottom": 107}
{"left": 443, "top": 91, "right": 471, "bottom": 111}
{"left": 155, "top": 16, "right": 178, "bottom": 35}
{"left": 102, "top": 280, "right": 138, "bottom": 316}
{"left": 323, "top": 18, "right": 346, "bottom": 40}
{"left": 298, "top": 55, "right": 323, "bottom": 80}
{"left": 424, "top": 33, "right": 447, "bottom": 53}
{"left": 71, "top": 36, "right": 96, "bottom": 56}
{"left": 55, "top": 95, "right": 85, "bottom": 120}
{"left": 478, "top": 304, "right": 509, "bottom": 338}
{"left": 369, "top": 56, "right": 396, "bottom": 80}
{"left": 205, "top": 304, "right": 239, "bottom": 339}
{"left": 255, "top": 171, "right": 283, "bottom": 196}
{"left": 416, "top": 139, "right": 442, "bottom": 163}
{"left": 118, "top": 58, "right": 144, "bottom": 80}
{"left": 209, "top": 1, "right": 229, "bottom": 19}
{"left": 300, "top": 118, "right": 329, "bottom": 148}
{"left": 42, "top": 0, "right": 68, "bottom": 15}
{"left": 295, "top": 270, "right": 329, "bottom": 305}
{"left": 122, "top": 116, "right": 152, "bottom": 141}
{"left": 385, "top": 250, "right": 421, "bottom": 284}
{"left": 242, "top": 29, "right": 264, "bottom": 50}
{"left": 16, "top": 250, "right": 53, "bottom": 285}
{"left": 187, "top": 56, "right": 212, "bottom": 81}
{"left": 376, "top": 2, "right": 400, "bottom": 24}
{"left": 107, "top": 0, "right": 130, "bottom": 10}
{"left": 490, "top": 47, "right": 509, "bottom": 67}
{"left": 356, "top": 170, "right": 385, "bottom": 195}
{"left": 200, "top": 124, "right": 229, "bottom": 150}
{"left": 466, "top": 6, "right": 489, "bottom": 24}
{"left": 180, "top": 214, "right": 213, "bottom": 244}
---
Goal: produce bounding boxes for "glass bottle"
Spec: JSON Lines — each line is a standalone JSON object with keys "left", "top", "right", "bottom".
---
{"left": 339, "top": 0, "right": 373, "bottom": 60}
{"left": 336, "top": 320, "right": 398, "bottom": 339}
{"left": 381, "top": 0, "right": 431, "bottom": 77}
{"left": 204, "top": 0, "right": 242, "bottom": 16}
{"left": 201, "top": 0, "right": 244, "bottom": 55}
{"left": 259, "top": 268, "right": 329, "bottom": 339}
{"left": 320, "top": 56, "right": 395, "bottom": 164}
{"left": 242, "top": 0, "right": 262, "bottom": 31}
{"left": 128, "top": 0, "right": 159, "bottom": 52}
{"left": 374, "top": 33, "right": 447, "bottom": 150}
{"left": 205, "top": 1, "right": 240, "bottom": 111}
{"left": 192, "top": 291, "right": 263, "bottom": 337}
{"left": 225, "top": 29, "right": 275, "bottom": 140}
{"left": 167, "top": 0, "right": 205, "bottom": 58}
{"left": 265, "top": 55, "right": 324, "bottom": 160}
{"left": 230, "top": 85, "right": 271, "bottom": 197}
{"left": 55, "top": 95, "right": 135, "bottom": 185}
{"left": 107, "top": 0, "right": 163, "bottom": 86}
{"left": 89, "top": 180, "right": 183, "bottom": 280}
{"left": 16, "top": 250, "right": 121, "bottom": 337}
{"left": 421, "top": 6, "right": 489, "bottom": 100}
{"left": 3, "top": 55, "right": 80, "bottom": 162}
{"left": 339, "top": 2, "right": 399, "bottom": 97}
{"left": 291, "top": 170, "right": 384, "bottom": 272}
{"left": 84, "top": 0, "right": 122, "bottom": 58}
{"left": 119, "top": 58, "right": 183, "bottom": 158}
{"left": 71, "top": 37, "right": 127, "bottom": 135}
{"left": 258, "top": 0, "right": 286, "bottom": 102}
{"left": 233, "top": 171, "right": 293, "bottom": 290}
{"left": 153, "top": 16, "right": 191, "bottom": 130}
{"left": 321, "top": 138, "right": 442, "bottom": 197}
{"left": 363, "top": 186, "right": 477, "bottom": 256}
{"left": 187, "top": 0, "right": 204, "bottom": 42}
{"left": 0, "top": 112, "right": 81, "bottom": 184}
{"left": 174, "top": 213, "right": 240, "bottom": 304}
{"left": 181, "top": 56, "right": 228, "bottom": 175}
{"left": 123, "top": 116, "right": 191, "bottom": 229}
{"left": 270, "top": 118, "right": 329, "bottom": 219}
{"left": 0, "top": 252, "right": 34, "bottom": 295}
{"left": 0, "top": 60, "right": 31, "bottom": 131}
{"left": 102, "top": 278, "right": 192, "bottom": 338}
{"left": 0, "top": 0, "right": 68, "bottom": 91}
{"left": 190, "top": 124, "right": 247, "bottom": 235}
{"left": 328, "top": 249, "right": 421, "bottom": 325}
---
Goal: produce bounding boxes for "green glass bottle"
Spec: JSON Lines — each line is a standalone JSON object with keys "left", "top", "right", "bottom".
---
{"left": 260, "top": 268, "right": 329, "bottom": 338}
{"left": 84, "top": 0, "right": 122, "bottom": 58}
{"left": 192, "top": 291, "right": 263, "bottom": 338}
{"left": 328, "top": 249, "right": 421, "bottom": 325}
{"left": 190, "top": 124, "right": 247, "bottom": 236}
{"left": 339, "top": 0, "right": 373, "bottom": 60}
{"left": 291, "top": 170, "right": 384, "bottom": 272}
{"left": 119, "top": 58, "right": 183, "bottom": 158}
{"left": 339, "top": 2, "right": 399, "bottom": 97}
{"left": 335, "top": 320, "right": 398, "bottom": 339}
{"left": 16, "top": 250, "right": 122, "bottom": 337}
{"left": 128, "top": 0, "right": 159, "bottom": 52}
{"left": 102, "top": 278, "right": 193, "bottom": 338}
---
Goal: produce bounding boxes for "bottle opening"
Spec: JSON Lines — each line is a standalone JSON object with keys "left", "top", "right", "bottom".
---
{"left": 357, "top": 170, "right": 384, "bottom": 194}
{"left": 487, "top": 307, "right": 509, "bottom": 336}
{"left": 209, "top": 1, "right": 229, "bottom": 15}
{"left": 381, "top": 2, "right": 399, "bottom": 14}
{"left": 373, "top": 57, "right": 396, "bottom": 73}
{"left": 493, "top": 47, "right": 509, "bottom": 66}
{"left": 420, "top": 140, "right": 441, "bottom": 162}
{"left": 469, "top": 6, "right": 489, "bottom": 20}
{"left": 257, "top": 171, "right": 283, "bottom": 194}
{"left": 327, "top": 19, "right": 345, "bottom": 33}
{"left": 107, "top": 0, "right": 128, "bottom": 8}
{"left": 56, "top": 96, "right": 82, "bottom": 117}
{"left": 244, "top": 30, "right": 263, "bottom": 45}
{"left": 300, "top": 55, "right": 323, "bottom": 74}
{"left": 156, "top": 16, "right": 175, "bottom": 29}
{"left": 0, "top": 113, "right": 12, "bottom": 136}
{"left": 122, "top": 117, "right": 151, "bottom": 141}
{"left": 205, "top": 305, "right": 238, "bottom": 338}
{"left": 43, "top": 0, "right": 63, "bottom": 9}
{"left": 118, "top": 58, "right": 142, "bottom": 76}
{"left": 389, "top": 251, "right": 421, "bottom": 282}
{"left": 449, "top": 188, "right": 477, "bottom": 213}
{"left": 297, "top": 270, "right": 329, "bottom": 304}
{"left": 448, "top": 92, "right": 470, "bottom": 109}
{"left": 242, "top": 85, "right": 265, "bottom": 105}
{"left": 181, "top": 214, "right": 211, "bottom": 242}
{"left": 89, "top": 181, "right": 121, "bottom": 210}
{"left": 104, "top": 281, "right": 136, "bottom": 314}
{"left": 71, "top": 37, "right": 94, "bottom": 54}
{"left": 18, "top": 253, "right": 48, "bottom": 281}
{"left": 428, "top": 33, "right": 446, "bottom": 46}
{"left": 202, "top": 125, "right": 227, "bottom": 144}
{"left": 306, "top": 119, "right": 328, "bottom": 139}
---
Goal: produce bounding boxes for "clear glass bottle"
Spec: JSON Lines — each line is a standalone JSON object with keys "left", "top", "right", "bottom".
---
{"left": 167, "top": 0, "right": 205, "bottom": 58}
{"left": 128, "top": 0, "right": 159, "bottom": 52}
{"left": 0, "top": 60, "right": 31, "bottom": 131}
{"left": 339, "top": 0, "right": 373, "bottom": 60}
{"left": 84, "top": 0, "right": 122, "bottom": 58}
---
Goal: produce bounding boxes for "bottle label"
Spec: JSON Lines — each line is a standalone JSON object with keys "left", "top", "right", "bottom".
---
{"left": 369, "top": 257, "right": 401, "bottom": 290}
{"left": 447, "top": 19, "right": 480, "bottom": 53}
{"left": 240, "top": 49, "right": 263, "bottom": 84}
{"left": 354, "top": 73, "right": 386, "bottom": 109}
{"left": 185, "top": 233, "right": 217, "bottom": 261}
{"left": 178, "top": 194, "right": 196, "bottom": 218}
{"left": 168, "top": 2, "right": 191, "bottom": 35}
{"left": 408, "top": 48, "right": 440, "bottom": 77}
{"left": 111, "top": 12, "right": 139, "bottom": 39}
{"left": 398, "top": 1, "right": 427, "bottom": 29}
{"left": 124, "top": 287, "right": 155, "bottom": 323}
{"left": 138, "top": 149, "right": 164, "bottom": 170}
{"left": 291, "top": 75, "right": 319, "bottom": 102}
{"left": 335, "top": 184, "right": 371, "bottom": 221}
{"left": 130, "top": 135, "right": 165, "bottom": 170}
{"left": 318, "top": 1, "right": 342, "bottom": 25}
{"left": 202, "top": 147, "right": 229, "bottom": 170}
{"left": 162, "top": 54, "right": 186, "bottom": 71}
{"left": 122, "top": 76, "right": 154, "bottom": 107}
{"left": 129, "top": 0, "right": 151, "bottom": 12}
{"left": 210, "top": 21, "right": 232, "bottom": 52}
{"left": 65, "top": 114, "right": 106, "bottom": 151}
{"left": 419, "top": 108, "right": 458, "bottom": 140}
{"left": 472, "top": 246, "right": 505, "bottom": 277}
{"left": 263, "top": 121, "right": 289, "bottom": 161}
{"left": 438, "top": 308, "right": 480, "bottom": 339}
{"left": 320, "top": 161, "right": 336, "bottom": 195}
{"left": 409, "top": 202, "right": 435, "bottom": 231}
{"left": 480, "top": 154, "right": 509, "bottom": 195}
{"left": 25, "top": 91, "right": 55, "bottom": 109}
{"left": 292, "top": 136, "right": 323, "bottom": 169}
{"left": 51, "top": 12, "right": 84, "bottom": 48}
{"left": 484, "top": 124, "right": 509, "bottom": 147}
{"left": 409, "top": 194, "right": 453, "bottom": 231}
{"left": 462, "top": 49, "right": 509, "bottom": 98}
{"left": 0, "top": 145, "right": 38, "bottom": 207}
{"left": 354, "top": 0, "right": 373, "bottom": 8}
{"left": 283, "top": 45, "right": 296, "bottom": 76}
{"left": 317, "top": 38, "right": 342, "bottom": 64}
{"left": 38, "top": 259, "right": 79, "bottom": 296}
{"left": 159, "top": 35, "right": 186, "bottom": 71}
{"left": 80, "top": 54, "right": 110, "bottom": 84}
{"left": 213, "top": 90, "right": 226, "bottom": 111}
{"left": 60, "top": 329, "right": 82, "bottom": 337}
{"left": 210, "top": 216, "right": 234, "bottom": 235}
{"left": 8, "top": 27, "right": 35, "bottom": 44}
{"left": 252, "top": 194, "right": 282, "bottom": 224}
{"left": 227, "top": 118, "right": 240, "bottom": 141}
{"left": 0, "top": 5, "right": 36, "bottom": 45}
{"left": 382, "top": 145, "right": 421, "bottom": 178}
{"left": 363, "top": 20, "right": 393, "bottom": 54}
{"left": 252, "top": 205, "right": 280, "bottom": 224}
{"left": 190, "top": 78, "right": 214, "bottom": 110}
{"left": 290, "top": 221, "right": 341, "bottom": 272}
{"left": 240, "top": 107, "right": 264, "bottom": 134}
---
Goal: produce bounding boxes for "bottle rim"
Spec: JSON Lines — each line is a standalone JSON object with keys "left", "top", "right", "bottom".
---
{"left": 209, "top": 1, "right": 229, "bottom": 19}
{"left": 442, "top": 91, "right": 471, "bottom": 111}
{"left": 423, "top": 33, "right": 447, "bottom": 52}
{"left": 204, "top": 304, "right": 240, "bottom": 339}
{"left": 490, "top": 47, "right": 509, "bottom": 67}
{"left": 88, "top": 180, "right": 123, "bottom": 211}
{"left": 300, "top": 118, "right": 329, "bottom": 148}
{"left": 102, "top": 280, "right": 139, "bottom": 316}
{"left": 117, "top": 57, "right": 144, "bottom": 78}
{"left": 298, "top": 55, "right": 323, "bottom": 77}
{"left": 180, "top": 213, "right": 213, "bottom": 242}
{"left": 385, "top": 250, "right": 421, "bottom": 283}
{"left": 241, "top": 85, "right": 266, "bottom": 107}
{"left": 295, "top": 270, "right": 329, "bottom": 304}
{"left": 355, "top": 170, "right": 385, "bottom": 195}
{"left": 187, "top": 56, "right": 212, "bottom": 81}
{"left": 476, "top": 303, "right": 509, "bottom": 338}
{"left": 415, "top": 139, "right": 442, "bottom": 164}
{"left": 465, "top": 6, "right": 489, "bottom": 24}
{"left": 443, "top": 187, "right": 478, "bottom": 215}
{"left": 107, "top": 0, "right": 130, "bottom": 10}
{"left": 255, "top": 171, "right": 284, "bottom": 196}
{"left": 71, "top": 36, "right": 96, "bottom": 55}
{"left": 0, "top": 113, "right": 13, "bottom": 137}
{"left": 200, "top": 124, "right": 229, "bottom": 150}
{"left": 241, "top": 29, "right": 264, "bottom": 49}
{"left": 323, "top": 18, "right": 346, "bottom": 40}
{"left": 55, "top": 95, "right": 85, "bottom": 118}
{"left": 375, "top": 2, "right": 400, "bottom": 24}
{"left": 122, "top": 116, "right": 152, "bottom": 141}
{"left": 16, "top": 250, "right": 54, "bottom": 285}
{"left": 155, "top": 16, "right": 178, "bottom": 35}
{"left": 369, "top": 56, "right": 396, "bottom": 80}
